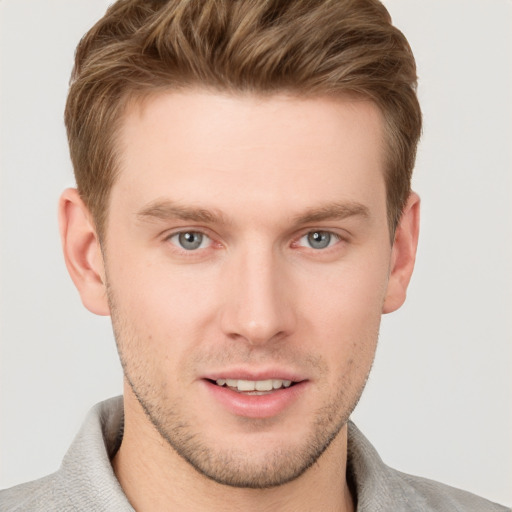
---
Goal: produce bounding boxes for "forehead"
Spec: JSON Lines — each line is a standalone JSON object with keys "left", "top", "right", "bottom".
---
{"left": 113, "top": 90, "right": 386, "bottom": 222}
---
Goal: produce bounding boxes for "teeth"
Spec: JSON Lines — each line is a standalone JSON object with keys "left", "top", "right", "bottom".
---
{"left": 215, "top": 378, "right": 293, "bottom": 391}
{"left": 237, "top": 380, "right": 256, "bottom": 391}
{"left": 255, "top": 380, "right": 273, "bottom": 391}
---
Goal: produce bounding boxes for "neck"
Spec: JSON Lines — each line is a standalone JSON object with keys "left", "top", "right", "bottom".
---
{"left": 112, "top": 389, "right": 355, "bottom": 512}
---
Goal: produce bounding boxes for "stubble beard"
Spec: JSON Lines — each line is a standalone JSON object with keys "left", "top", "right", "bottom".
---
{"left": 108, "top": 293, "right": 376, "bottom": 489}
{"left": 125, "top": 371, "right": 362, "bottom": 489}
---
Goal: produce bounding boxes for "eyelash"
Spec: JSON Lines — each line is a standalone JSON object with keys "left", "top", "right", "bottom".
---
{"left": 164, "top": 228, "right": 346, "bottom": 254}
{"left": 166, "top": 230, "right": 215, "bottom": 252}
{"left": 295, "top": 230, "right": 342, "bottom": 250}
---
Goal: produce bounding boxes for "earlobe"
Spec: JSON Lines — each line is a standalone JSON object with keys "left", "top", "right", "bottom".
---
{"left": 382, "top": 192, "right": 420, "bottom": 314}
{"left": 58, "top": 188, "right": 110, "bottom": 316}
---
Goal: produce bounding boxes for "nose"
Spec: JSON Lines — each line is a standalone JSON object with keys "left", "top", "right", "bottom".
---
{"left": 219, "top": 245, "right": 296, "bottom": 346}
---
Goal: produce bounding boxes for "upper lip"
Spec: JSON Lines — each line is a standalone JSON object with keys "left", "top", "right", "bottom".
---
{"left": 202, "top": 368, "right": 306, "bottom": 383}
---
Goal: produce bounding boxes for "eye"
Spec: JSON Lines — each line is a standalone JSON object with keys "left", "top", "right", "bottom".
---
{"left": 168, "top": 231, "right": 211, "bottom": 251}
{"left": 298, "top": 230, "right": 340, "bottom": 250}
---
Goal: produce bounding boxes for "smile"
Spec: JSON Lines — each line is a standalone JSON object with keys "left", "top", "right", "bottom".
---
{"left": 204, "top": 376, "right": 306, "bottom": 418}
{"left": 214, "top": 378, "right": 293, "bottom": 393}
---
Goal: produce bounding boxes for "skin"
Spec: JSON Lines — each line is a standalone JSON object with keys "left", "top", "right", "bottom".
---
{"left": 59, "top": 90, "right": 419, "bottom": 512}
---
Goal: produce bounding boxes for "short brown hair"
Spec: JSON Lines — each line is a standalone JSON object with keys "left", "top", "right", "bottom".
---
{"left": 65, "top": 0, "right": 421, "bottom": 240}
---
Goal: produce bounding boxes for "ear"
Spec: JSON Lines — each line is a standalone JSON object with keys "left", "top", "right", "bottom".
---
{"left": 58, "top": 188, "right": 110, "bottom": 316}
{"left": 382, "top": 192, "right": 420, "bottom": 314}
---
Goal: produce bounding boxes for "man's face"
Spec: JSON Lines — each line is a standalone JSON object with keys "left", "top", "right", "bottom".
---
{"left": 103, "top": 90, "right": 393, "bottom": 487}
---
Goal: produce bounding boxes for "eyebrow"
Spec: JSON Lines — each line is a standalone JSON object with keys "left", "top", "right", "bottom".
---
{"left": 136, "top": 200, "right": 229, "bottom": 224}
{"left": 292, "top": 201, "right": 370, "bottom": 225}
{"left": 136, "top": 199, "right": 370, "bottom": 226}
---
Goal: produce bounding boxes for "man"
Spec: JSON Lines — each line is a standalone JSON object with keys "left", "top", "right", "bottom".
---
{"left": 1, "top": 1, "right": 509, "bottom": 511}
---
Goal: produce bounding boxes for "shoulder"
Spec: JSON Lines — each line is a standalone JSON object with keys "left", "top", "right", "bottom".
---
{"left": 0, "top": 472, "right": 72, "bottom": 512}
{"left": 1, "top": 397, "right": 131, "bottom": 512}
{"left": 347, "top": 422, "right": 510, "bottom": 512}
{"left": 388, "top": 467, "right": 510, "bottom": 512}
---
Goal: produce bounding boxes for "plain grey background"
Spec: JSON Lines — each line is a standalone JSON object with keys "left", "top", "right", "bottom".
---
{"left": 1, "top": 0, "right": 511, "bottom": 506}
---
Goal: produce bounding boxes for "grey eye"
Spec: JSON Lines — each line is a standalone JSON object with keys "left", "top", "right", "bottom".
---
{"left": 170, "top": 231, "right": 209, "bottom": 250}
{"left": 308, "top": 231, "right": 331, "bottom": 249}
{"left": 299, "top": 231, "right": 337, "bottom": 249}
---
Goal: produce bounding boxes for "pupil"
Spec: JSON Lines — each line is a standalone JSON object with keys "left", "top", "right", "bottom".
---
{"left": 308, "top": 231, "right": 330, "bottom": 249}
{"left": 179, "top": 232, "right": 203, "bottom": 250}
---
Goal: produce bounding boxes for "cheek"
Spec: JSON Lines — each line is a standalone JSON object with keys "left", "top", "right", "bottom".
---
{"left": 106, "top": 251, "right": 222, "bottom": 352}
{"left": 300, "top": 257, "right": 389, "bottom": 325}
{"left": 297, "top": 259, "right": 388, "bottom": 362}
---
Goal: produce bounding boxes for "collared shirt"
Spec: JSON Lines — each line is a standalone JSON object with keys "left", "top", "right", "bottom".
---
{"left": 1, "top": 396, "right": 509, "bottom": 511}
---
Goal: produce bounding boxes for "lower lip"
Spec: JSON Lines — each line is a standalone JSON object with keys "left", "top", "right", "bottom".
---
{"left": 202, "top": 380, "right": 308, "bottom": 419}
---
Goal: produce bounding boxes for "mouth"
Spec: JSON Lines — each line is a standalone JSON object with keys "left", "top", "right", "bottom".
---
{"left": 203, "top": 375, "right": 307, "bottom": 418}
{"left": 208, "top": 378, "right": 296, "bottom": 395}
